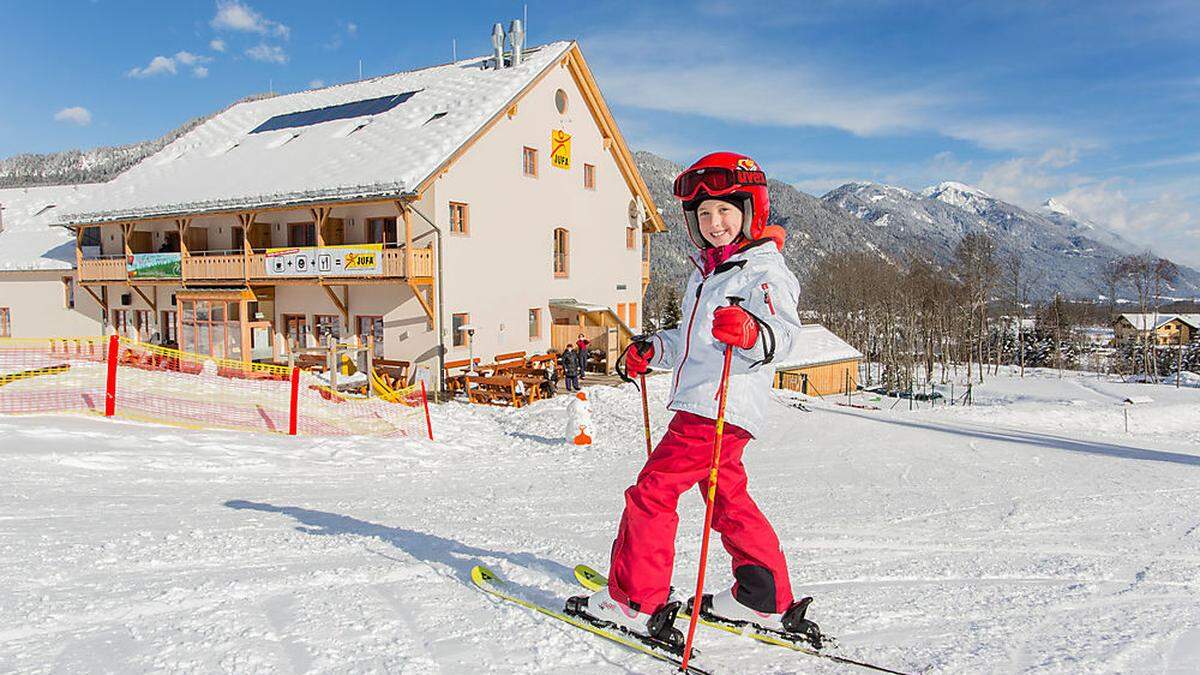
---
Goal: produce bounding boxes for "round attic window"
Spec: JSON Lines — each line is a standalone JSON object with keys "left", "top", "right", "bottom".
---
{"left": 555, "top": 89, "right": 568, "bottom": 114}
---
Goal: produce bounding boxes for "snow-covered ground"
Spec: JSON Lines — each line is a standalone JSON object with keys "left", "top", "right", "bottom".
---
{"left": 2, "top": 368, "right": 1199, "bottom": 674}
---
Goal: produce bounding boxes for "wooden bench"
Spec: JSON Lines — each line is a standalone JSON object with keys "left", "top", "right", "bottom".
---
{"left": 465, "top": 375, "right": 535, "bottom": 407}
{"left": 443, "top": 357, "right": 479, "bottom": 396}
{"left": 374, "top": 358, "right": 411, "bottom": 389}
{"left": 494, "top": 350, "right": 528, "bottom": 365}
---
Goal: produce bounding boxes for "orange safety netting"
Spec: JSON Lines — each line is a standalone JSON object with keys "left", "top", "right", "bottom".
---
{"left": 0, "top": 336, "right": 430, "bottom": 438}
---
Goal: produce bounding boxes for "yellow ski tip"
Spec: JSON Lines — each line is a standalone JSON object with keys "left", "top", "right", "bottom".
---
{"left": 574, "top": 564, "right": 607, "bottom": 591}
{"left": 471, "top": 565, "right": 497, "bottom": 586}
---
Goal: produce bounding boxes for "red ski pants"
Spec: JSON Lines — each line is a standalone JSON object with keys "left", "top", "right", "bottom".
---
{"left": 607, "top": 411, "right": 793, "bottom": 614}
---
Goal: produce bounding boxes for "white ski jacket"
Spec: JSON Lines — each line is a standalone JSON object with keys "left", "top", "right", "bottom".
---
{"left": 648, "top": 239, "right": 803, "bottom": 438}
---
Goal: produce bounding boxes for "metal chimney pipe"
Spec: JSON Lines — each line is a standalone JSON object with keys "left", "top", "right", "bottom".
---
{"left": 491, "top": 23, "right": 505, "bottom": 69}
{"left": 508, "top": 19, "right": 524, "bottom": 66}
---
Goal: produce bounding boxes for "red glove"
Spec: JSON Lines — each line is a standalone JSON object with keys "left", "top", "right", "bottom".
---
{"left": 623, "top": 341, "right": 654, "bottom": 377}
{"left": 712, "top": 305, "right": 759, "bottom": 349}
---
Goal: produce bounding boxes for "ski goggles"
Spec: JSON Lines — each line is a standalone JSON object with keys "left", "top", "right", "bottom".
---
{"left": 673, "top": 166, "right": 767, "bottom": 202}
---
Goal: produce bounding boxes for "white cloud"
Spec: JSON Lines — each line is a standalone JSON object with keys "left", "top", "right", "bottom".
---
{"left": 1053, "top": 181, "right": 1200, "bottom": 267}
{"left": 211, "top": 1, "right": 290, "bottom": 39}
{"left": 977, "top": 148, "right": 1084, "bottom": 207}
{"left": 54, "top": 106, "right": 92, "bottom": 126}
{"left": 346, "top": 22, "right": 357, "bottom": 35}
{"left": 210, "top": 38, "right": 226, "bottom": 52}
{"left": 127, "top": 55, "right": 177, "bottom": 78}
{"left": 174, "top": 51, "right": 204, "bottom": 66}
{"left": 127, "top": 52, "right": 212, "bottom": 79}
{"left": 584, "top": 26, "right": 1077, "bottom": 153}
{"left": 308, "top": 79, "right": 325, "bottom": 88}
{"left": 246, "top": 43, "right": 288, "bottom": 64}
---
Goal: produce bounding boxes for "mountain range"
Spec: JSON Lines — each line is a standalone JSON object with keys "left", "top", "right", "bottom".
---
{"left": 634, "top": 152, "right": 1200, "bottom": 304}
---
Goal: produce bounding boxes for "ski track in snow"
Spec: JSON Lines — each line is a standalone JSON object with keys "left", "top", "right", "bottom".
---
{"left": 1, "top": 367, "right": 1199, "bottom": 673}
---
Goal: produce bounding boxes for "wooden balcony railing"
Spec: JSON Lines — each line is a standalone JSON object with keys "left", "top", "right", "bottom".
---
{"left": 183, "top": 254, "right": 244, "bottom": 280}
{"left": 79, "top": 258, "right": 128, "bottom": 281}
{"left": 77, "top": 246, "right": 433, "bottom": 284}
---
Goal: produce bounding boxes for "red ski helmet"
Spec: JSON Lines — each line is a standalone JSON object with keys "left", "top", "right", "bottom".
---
{"left": 673, "top": 152, "right": 769, "bottom": 248}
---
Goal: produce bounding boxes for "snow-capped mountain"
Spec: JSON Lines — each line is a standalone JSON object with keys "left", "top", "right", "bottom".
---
{"left": 1038, "top": 197, "right": 1138, "bottom": 253}
{"left": 823, "top": 179, "right": 1200, "bottom": 299}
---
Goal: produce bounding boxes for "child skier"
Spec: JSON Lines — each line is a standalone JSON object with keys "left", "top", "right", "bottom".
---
{"left": 566, "top": 152, "right": 816, "bottom": 646}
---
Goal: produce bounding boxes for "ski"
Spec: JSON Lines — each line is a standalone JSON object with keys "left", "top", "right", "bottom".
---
{"left": 470, "top": 565, "right": 714, "bottom": 675}
{"left": 574, "top": 564, "right": 910, "bottom": 675}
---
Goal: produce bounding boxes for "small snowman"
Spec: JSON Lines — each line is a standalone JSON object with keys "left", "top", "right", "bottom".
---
{"left": 566, "top": 390, "right": 593, "bottom": 446}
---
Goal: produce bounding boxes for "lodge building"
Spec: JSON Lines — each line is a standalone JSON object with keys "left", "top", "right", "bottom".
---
{"left": 1, "top": 32, "right": 665, "bottom": 390}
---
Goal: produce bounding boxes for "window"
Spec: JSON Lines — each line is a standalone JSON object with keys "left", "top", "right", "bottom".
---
{"left": 282, "top": 314, "right": 309, "bottom": 351}
{"left": 555, "top": 88, "right": 569, "bottom": 114}
{"left": 0, "top": 308, "right": 9, "bottom": 337}
{"left": 584, "top": 163, "right": 596, "bottom": 190}
{"left": 643, "top": 233, "right": 651, "bottom": 262}
{"left": 81, "top": 227, "right": 101, "bottom": 247}
{"left": 528, "top": 308, "right": 542, "bottom": 340}
{"left": 179, "top": 300, "right": 239, "bottom": 358}
{"left": 553, "top": 228, "right": 569, "bottom": 278}
{"left": 452, "top": 313, "right": 470, "bottom": 347}
{"left": 288, "top": 222, "right": 316, "bottom": 247}
{"left": 112, "top": 309, "right": 132, "bottom": 338}
{"left": 134, "top": 310, "right": 151, "bottom": 339}
{"left": 522, "top": 146, "right": 538, "bottom": 177}
{"left": 161, "top": 310, "right": 178, "bottom": 345}
{"left": 63, "top": 277, "right": 75, "bottom": 309}
{"left": 617, "top": 303, "right": 627, "bottom": 325}
{"left": 365, "top": 217, "right": 397, "bottom": 246}
{"left": 356, "top": 315, "right": 384, "bottom": 357}
{"left": 314, "top": 315, "right": 341, "bottom": 342}
{"left": 629, "top": 302, "right": 638, "bottom": 329}
{"left": 626, "top": 226, "right": 637, "bottom": 250}
{"left": 450, "top": 202, "right": 470, "bottom": 235}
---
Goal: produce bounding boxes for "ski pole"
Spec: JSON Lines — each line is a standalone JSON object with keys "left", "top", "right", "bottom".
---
{"left": 680, "top": 297, "right": 740, "bottom": 671}
{"left": 639, "top": 372, "right": 652, "bottom": 458}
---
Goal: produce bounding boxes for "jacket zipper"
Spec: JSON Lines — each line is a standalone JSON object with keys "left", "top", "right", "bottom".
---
{"left": 670, "top": 279, "right": 705, "bottom": 400}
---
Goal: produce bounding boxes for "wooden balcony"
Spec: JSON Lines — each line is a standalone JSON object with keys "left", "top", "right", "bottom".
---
{"left": 78, "top": 246, "right": 433, "bottom": 285}
{"left": 79, "top": 257, "right": 127, "bottom": 281}
{"left": 183, "top": 253, "right": 244, "bottom": 280}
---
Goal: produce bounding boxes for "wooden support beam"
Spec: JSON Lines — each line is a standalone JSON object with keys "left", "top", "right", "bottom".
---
{"left": 82, "top": 284, "right": 105, "bottom": 312}
{"left": 75, "top": 227, "right": 83, "bottom": 272}
{"left": 131, "top": 285, "right": 157, "bottom": 314}
{"left": 311, "top": 206, "right": 331, "bottom": 248}
{"left": 176, "top": 218, "right": 191, "bottom": 284}
{"left": 407, "top": 280, "right": 435, "bottom": 324}
{"left": 322, "top": 284, "right": 349, "bottom": 325}
{"left": 238, "top": 212, "right": 256, "bottom": 282}
{"left": 394, "top": 200, "right": 413, "bottom": 278}
{"left": 121, "top": 223, "right": 134, "bottom": 259}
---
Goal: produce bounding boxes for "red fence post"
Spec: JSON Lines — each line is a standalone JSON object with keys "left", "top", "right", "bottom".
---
{"left": 288, "top": 367, "right": 300, "bottom": 435}
{"left": 420, "top": 380, "right": 434, "bottom": 441}
{"left": 104, "top": 334, "right": 119, "bottom": 417}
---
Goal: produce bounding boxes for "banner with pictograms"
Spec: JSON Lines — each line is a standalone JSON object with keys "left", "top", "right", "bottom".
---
{"left": 264, "top": 244, "right": 383, "bottom": 277}
{"left": 551, "top": 129, "right": 571, "bottom": 170}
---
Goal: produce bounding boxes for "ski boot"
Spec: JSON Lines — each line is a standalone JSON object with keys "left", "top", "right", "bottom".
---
{"left": 693, "top": 589, "right": 825, "bottom": 648}
{"left": 565, "top": 586, "right": 686, "bottom": 655}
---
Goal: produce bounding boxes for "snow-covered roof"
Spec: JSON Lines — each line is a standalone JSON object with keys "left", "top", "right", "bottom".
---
{"left": 1118, "top": 313, "right": 1199, "bottom": 330}
{"left": 773, "top": 324, "right": 863, "bottom": 370}
{"left": 56, "top": 42, "right": 574, "bottom": 225}
{"left": 0, "top": 184, "right": 98, "bottom": 271}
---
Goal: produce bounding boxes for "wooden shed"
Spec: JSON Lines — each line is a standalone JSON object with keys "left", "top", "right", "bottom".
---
{"left": 773, "top": 324, "right": 863, "bottom": 397}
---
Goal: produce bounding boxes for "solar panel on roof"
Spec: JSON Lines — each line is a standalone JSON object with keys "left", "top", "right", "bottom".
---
{"left": 249, "top": 91, "right": 421, "bottom": 134}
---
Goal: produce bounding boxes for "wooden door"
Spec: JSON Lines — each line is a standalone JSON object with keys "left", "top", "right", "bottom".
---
{"left": 130, "top": 231, "right": 153, "bottom": 253}
{"left": 186, "top": 228, "right": 209, "bottom": 252}
{"left": 249, "top": 223, "right": 271, "bottom": 250}
{"left": 324, "top": 218, "right": 345, "bottom": 245}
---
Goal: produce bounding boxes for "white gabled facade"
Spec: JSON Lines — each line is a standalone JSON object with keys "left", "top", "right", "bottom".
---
{"left": 3, "top": 38, "right": 664, "bottom": 389}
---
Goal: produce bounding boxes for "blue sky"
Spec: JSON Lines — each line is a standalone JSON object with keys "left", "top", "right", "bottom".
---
{"left": 1, "top": 1, "right": 1198, "bottom": 265}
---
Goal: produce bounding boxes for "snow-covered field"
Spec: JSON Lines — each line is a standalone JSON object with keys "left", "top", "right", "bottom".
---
{"left": 2, "top": 368, "right": 1199, "bottom": 674}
